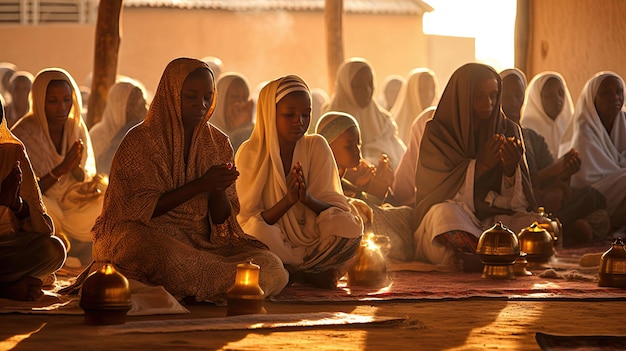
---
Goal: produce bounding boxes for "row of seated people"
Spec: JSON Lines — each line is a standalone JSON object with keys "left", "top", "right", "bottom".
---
{"left": 2, "top": 58, "right": 625, "bottom": 304}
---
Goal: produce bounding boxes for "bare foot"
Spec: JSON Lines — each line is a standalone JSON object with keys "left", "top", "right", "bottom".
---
{"left": 0, "top": 277, "right": 44, "bottom": 301}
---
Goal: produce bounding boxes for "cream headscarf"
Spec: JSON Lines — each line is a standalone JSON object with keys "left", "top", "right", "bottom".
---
{"left": 570, "top": 71, "right": 626, "bottom": 189}
{"left": 10, "top": 68, "right": 96, "bottom": 192}
{"left": 521, "top": 71, "right": 574, "bottom": 158}
{"left": 210, "top": 72, "right": 250, "bottom": 133}
{"left": 236, "top": 75, "right": 361, "bottom": 265}
{"left": 322, "top": 58, "right": 406, "bottom": 170}
{"left": 390, "top": 68, "right": 438, "bottom": 144}
{"left": 89, "top": 80, "right": 144, "bottom": 160}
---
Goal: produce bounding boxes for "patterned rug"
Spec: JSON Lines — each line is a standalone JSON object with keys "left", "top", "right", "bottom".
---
{"left": 271, "top": 241, "right": 626, "bottom": 303}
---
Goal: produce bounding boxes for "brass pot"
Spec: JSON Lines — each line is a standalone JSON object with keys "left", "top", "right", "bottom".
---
{"left": 348, "top": 235, "right": 388, "bottom": 287}
{"left": 79, "top": 263, "right": 131, "bottom": 325}
{"left": 476, "top": 222, "right": 520, "bottom": 279}
{"left": 225, "top": 260, "right": 265, "bottom": 316}
{"left": 598, "top": 238, "right": 626, "bottom": 288}
{"left": 518, "top": 222, "right": 555, "bottom": 264}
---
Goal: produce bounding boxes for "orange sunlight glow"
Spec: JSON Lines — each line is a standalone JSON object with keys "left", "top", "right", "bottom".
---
{"left": 423, "top": 0, "right": 517, "bottom": 72}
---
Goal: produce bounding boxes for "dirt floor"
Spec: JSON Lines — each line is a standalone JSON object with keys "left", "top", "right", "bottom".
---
{"left": 2, "top": 299, "right": 625, "bottom": 350}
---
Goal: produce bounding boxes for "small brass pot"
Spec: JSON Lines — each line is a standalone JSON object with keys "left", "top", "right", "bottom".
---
{"left": 79, "top": 263, "right": 131, "bottom": 325}
{"left": 518, "top": 222, "right": 555, "bottom": 264}
{"left": 348, "top": 236, "right": 388, "bottom": 287}
{"left": 226, "top": 260, "right": 265, "bottom": 316}
{"left": 476, "top": 222, "right": 520, "bottom": 279}
{"left": 598, "top": 238, "right": 626, "bottom": 288}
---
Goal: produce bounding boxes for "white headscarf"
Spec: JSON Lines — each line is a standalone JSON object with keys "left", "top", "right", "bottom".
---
{"left": 10, "top": 68, "right": 96, "bottom": 194}
{"left": 89, "top": 80, "right": 144, "bottom": 160}
{"left": 322, "top": 58, "right": 406, "bottom": 170}
{"left": 210, "top": 72, "right": 251, "bottom": 133}
{"left": 236, "top": 75, "right": 361, "bottom": 265}
{"left": 570, "top": 71, "right": 626, "bottom": 189}
{"left": 390, "top": 68, "right": 438, "bottom": 144}
{"left": 521, "top": 71, "right": 574, "bottom": 158}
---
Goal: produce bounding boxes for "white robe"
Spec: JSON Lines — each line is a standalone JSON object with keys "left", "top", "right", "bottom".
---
{"left": 570, "top": 71, "right": 626, "bottom": 216}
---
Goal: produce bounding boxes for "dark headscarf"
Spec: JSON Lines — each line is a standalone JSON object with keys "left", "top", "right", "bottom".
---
{"left": 413, "top": 63, "right": 536, "bottom": 228}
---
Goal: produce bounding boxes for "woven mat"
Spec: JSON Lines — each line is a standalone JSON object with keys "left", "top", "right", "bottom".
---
{"left": 536, "top": 332, "right": 626, "bottom": 351}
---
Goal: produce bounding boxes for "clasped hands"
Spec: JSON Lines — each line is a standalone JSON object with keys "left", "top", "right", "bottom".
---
{"left": 478, "top": 134, "right": 523, "bottom": 177}
{"left": 286, "top": 161, "right": 308, "bottom": 206}
{"left": 198, "top": 162, "right": 239, "bottom": 193}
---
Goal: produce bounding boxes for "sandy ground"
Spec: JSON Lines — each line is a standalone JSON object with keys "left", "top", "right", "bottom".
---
{"left": 2, "top": 299, "right": 625, "bottom": 350}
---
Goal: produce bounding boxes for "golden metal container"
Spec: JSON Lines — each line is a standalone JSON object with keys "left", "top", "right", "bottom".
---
{"left": 348, "top": 235, "right": 389, "bottom": 287}
{"left": 79, "top": 263, "right": 131, "bottom": 325}
{"left": 476, "top": 222, "right": 520, "bottom": 279}
{"left": 518, "top": 222, "right": 555, "bottom": 264}
{"left": 598, "top": 238, "right": 626, "bottom": 288}
{"left": 226, "top": 260, "right": 265, "bottom": 316}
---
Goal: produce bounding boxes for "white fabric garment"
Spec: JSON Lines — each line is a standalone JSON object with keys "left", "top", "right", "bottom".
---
{"left": 89, "top": 81, "right": 143, "bottom": 161}
{"left": 414, "top": 160, "right": 537, "bottom": 265}
{"left": 521, "top": 71, "right": 574, "bottom": 158}
{"left": 235, "top": 75, "right": 363, "bottom": 268}
{"left": 390, "top": 68, "right": 438, "bottom": 145}
{"left": 570, "top": 71, "right": 626, "bottom": 215}
{"left": 11, "top": 68, "right": 102, "bottom": 242}
{"left": 322, "top": 58, "right": 406, "bottom": 170}
{"left": 391, "top": 106, "right": 435, "bottom": 206}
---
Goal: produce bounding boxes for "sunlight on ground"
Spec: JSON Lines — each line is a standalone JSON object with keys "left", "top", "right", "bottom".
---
{"left": 423, "top": 0, "right": 517, "bottom": 72}
{"left": 452, "top": 301, "right": 543, "bottom": 350}
{"left": 0, "top": 322, "right": 46, "bottom": 350}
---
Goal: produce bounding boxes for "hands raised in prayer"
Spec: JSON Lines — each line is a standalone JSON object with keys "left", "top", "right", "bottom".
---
{"left": 500, "top": 136, "right": 523, "bottom": 177}
{"left": 477, "top": 134, "right": 522, "bottom": 177}
{"left": 199, "top": 162, "right": 239, "bottom": 193}
{"left": 286, "top": 162, "right": 306, "bottom": 206}
{"left": 558, "top": 148, "right": 581, "bottom": 180}
{"left": 57, "top": 139, "right": 84, "bottom": 178}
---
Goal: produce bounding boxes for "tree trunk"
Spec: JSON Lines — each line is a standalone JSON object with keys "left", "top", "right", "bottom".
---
{"left": 514, "top": 0, "right": 530, "bottom": 75}
{"left": 87, "top": 0, "right": 123, "bottom": 128}
{"left": 325, "top": 0, "right": 344, "bottom": 95}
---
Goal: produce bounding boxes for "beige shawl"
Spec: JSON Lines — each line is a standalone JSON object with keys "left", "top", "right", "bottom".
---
{"left": 10, "top": 68, "right": 96, "bottom": 201}
{"left": 390, "top": 68, "right": 438, "bottom": 144}
{"left": 89, "top": 80, "right": 144, "bottom": 160}
{"left": 322, "top": 58, "right": 406, "bottom": 170}
{"left": 235, "top": 75, "right": 362, "bottom": 267}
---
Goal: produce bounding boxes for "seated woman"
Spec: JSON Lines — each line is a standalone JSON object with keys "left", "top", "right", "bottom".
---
{"left": 11, "top": 68, "right": 103, "bottom": 268}
{"left": 390, "top": 68, "right": 438, "bottom": 145}
{"left": 413, "top": 63, "right": 546, "bottom": 271}
{"left": 501, "top": 68, "right": 609, "bottom": 246}
{"left": 210, "top": 72, "right": 255, "bottom": 152}
{"left": 91, "top": 58, "right": 288, "bottom": 302}
{"left": 521, "top": 71, "right": 575, "bottom": 158}
{"left": 89, "top": 79, "right": 148, "bottom": 175}
{"left": 377, "top": 74, "right": 405, "bottom": 111}
{"left": 570, "top": 71, "right": 626, "bottom": 233}
{"left": 236, "top": 75, "right": 363, "bottom": 289}
{"left": 0, "top": 99, "right": 66, "bottom": 301}
{"left": 322, "top": 58, "right": 406, "bottom": 171}
{"left": 5, "top": 71, "right": 34, "bottom": 128}
{"left": 316, "top": 111, "right": 414, "bottom": 261}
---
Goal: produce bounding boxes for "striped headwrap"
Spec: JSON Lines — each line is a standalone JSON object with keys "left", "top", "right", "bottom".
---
{"left": 315, "top": 111, "right": 359, "bottom": 144}
{"left": 276, "top": 74, "right": 310, "bottom": 103}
